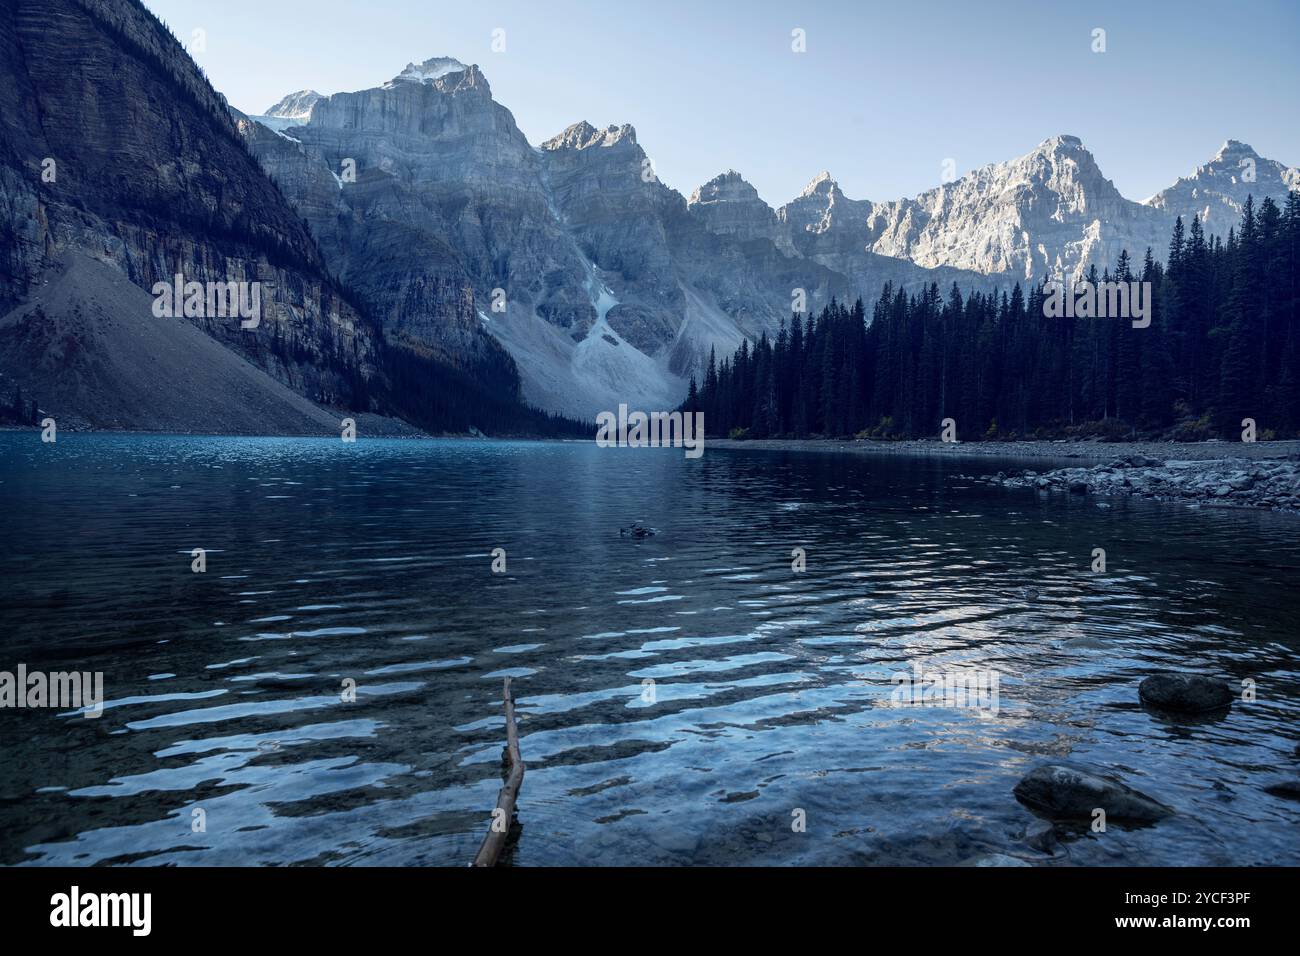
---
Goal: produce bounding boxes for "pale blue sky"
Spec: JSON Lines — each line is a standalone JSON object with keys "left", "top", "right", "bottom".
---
{"left": 143, "top": 0, "right": 1299, "bottom": 207}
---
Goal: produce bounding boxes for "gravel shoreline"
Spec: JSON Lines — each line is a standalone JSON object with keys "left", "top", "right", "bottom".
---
{"left": 708, "top": 437, "right": 1300, "bottom": 463}
{"left": 972, "top": 453, "right": 1300, "bottom": 514}
{"left": 709, "top": 438, "right": 1300, "bottom": 514}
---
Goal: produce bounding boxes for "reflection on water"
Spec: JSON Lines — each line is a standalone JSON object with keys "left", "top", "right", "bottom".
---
{"left": 1, "top": 434, "right": 1297, "bottom": 866}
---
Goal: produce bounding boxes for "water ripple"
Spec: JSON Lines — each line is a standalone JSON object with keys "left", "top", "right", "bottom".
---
{"left": 2, "top": 435, "right": 1298, "bottom": 866}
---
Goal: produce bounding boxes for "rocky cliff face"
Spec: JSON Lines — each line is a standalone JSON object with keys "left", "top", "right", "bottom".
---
{"left": 0, "top": 0, "right": 382, "bottom": 412}
{"left": 766, "top": 171, "right": 991, "bottom": 295}
{"left": 536, "top": 122, "right": 860, "bottom": 400}
{"left": 305, "top": 59, "right": 591, "bottom": 335}
{"left": 539, "top": 120, "right": 681, "bottom": 353}
{"left": 233, "top": 106, "right": 495, "bottom": 374}
{"left": 861, "top": 136, "right": 1169, "bottom": 280}
{"left": 237, "top": 58, "right": 578, "bottom": 414}
{"left": 779, "top": 171, "right": 879, "bottom": 270}
{"left": 689, "top": 170, "right": 796, "bottom": 255}
{"left": 768, "top": 137, "right": 1169, "bottom": 283}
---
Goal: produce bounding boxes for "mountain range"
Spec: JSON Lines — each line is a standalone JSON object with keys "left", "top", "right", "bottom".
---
{"left": 1, "top": 0, "right": 1295, "bottom": 430}
{"left": 244, "top": 56, "right": 1297, "bottom": 418}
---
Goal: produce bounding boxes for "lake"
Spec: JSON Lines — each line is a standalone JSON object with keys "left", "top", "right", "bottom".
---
{"left": 1, "top": 434, "right": 1298, "bottom": 866}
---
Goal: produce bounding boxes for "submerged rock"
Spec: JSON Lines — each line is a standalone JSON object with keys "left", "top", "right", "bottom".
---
{"left": 1022, "top": 819, "right": 1058, "bottom": 853}
{"left": 1139, "top": 674, "right": 1233, "bottom": 713}
{"left": 1013, "top": 764, "right": 1174, "bottom": 823}
{"left": 970, "top": 853, "right": 1032, "bottom": 867}
{"left": 1262, "top": 778, "right": 1300, "bottom": 801}
{"left": 1061, "top": 636, "right": 1108, "bottom": 650}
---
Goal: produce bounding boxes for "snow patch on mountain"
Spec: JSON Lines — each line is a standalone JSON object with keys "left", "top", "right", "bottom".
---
{"left": 263, "top": 89, "right": 322, "bottom": 119}
{"left": 388, "top": 57, "right": 468, "bottom": 87}
{"left": 251, "top": 90, "right": 323, "bottom": 130}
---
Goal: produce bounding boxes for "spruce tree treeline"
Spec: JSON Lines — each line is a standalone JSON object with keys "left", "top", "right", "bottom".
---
{"left": 1, "top": 383, "right": 40, "bottom": 426}
{"left": 689, "top": 194, "right": 1300, "bottom": 441}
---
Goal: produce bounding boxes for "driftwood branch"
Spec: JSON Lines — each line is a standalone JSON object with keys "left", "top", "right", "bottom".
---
{"left": 471, "top": 676, "right": 525, "bottom": 867}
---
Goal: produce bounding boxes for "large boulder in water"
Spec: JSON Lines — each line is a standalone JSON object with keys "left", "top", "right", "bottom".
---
{"left": 1013, "top": 764, "right": 1174, "bottom": 823}
{"left": 1139, "top": 674, "right": 1233, "bottom": 713}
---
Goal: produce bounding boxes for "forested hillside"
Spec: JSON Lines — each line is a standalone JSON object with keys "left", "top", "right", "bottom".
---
{"left": 691, "top": 195, "right": 1300, "bottom": 441}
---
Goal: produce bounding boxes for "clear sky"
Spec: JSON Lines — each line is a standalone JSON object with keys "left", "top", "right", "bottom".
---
{"left": 142, "top": 0, "right": 1299, "bottom": 208}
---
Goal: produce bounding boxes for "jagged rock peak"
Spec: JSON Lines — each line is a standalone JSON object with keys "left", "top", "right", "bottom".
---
{"left": 1212, "top": 139, "right": 1258, "bottom": 160}
{"left": 1144, "top": 138, "right": 1289, "bottom": 228}
{"left": 383, "top": 57, "right": 486, "bottom": 94}
{"left": 689, "top": 170, "right": 760, "bottom": 205}
{"left": 1037, "top": 133, "right": 1085, "bottom": 151}
{"left": 540, "top": 121, "right": 638, "bottom": 151}
{"left": 263, "top": 90, "right": 323, "bottom": 119}
{"left": 799, "top": 170, "right": 840, "bottom": 198}
{"left": 994, "top": 134, "right": 1109, "bottom": 188}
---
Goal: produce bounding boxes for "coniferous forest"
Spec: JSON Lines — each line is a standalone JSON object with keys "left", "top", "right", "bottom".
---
{"left": 688, "top": 194, "right": 1300, "bottom": 441}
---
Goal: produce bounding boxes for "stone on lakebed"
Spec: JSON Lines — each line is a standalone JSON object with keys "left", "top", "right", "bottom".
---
{"left": 1139, "top": 674, "right": 1233, "bottom": 713}
{"left": 1013, "top": 764, "right": 1174, "bottom": 824}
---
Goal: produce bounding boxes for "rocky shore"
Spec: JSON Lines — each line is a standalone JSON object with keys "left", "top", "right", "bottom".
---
{"left": 710, "top": 438, "right": 1300, "bottom": 514}
{"left": 975, "top": 452, "right": 1300, "bottom": 514}
{"left": 710, "top": 437, "right": 1300, "bottom": 464}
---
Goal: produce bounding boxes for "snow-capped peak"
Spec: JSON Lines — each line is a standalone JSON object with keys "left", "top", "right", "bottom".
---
{"left": 1211, "top": 139, "right": 1258, "bottom": 162}
{"left": 393, "top": 57, "right": 468, "bottom": 84}
{"left": 263, "top": 89, "right": 323, "bottom": 120}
